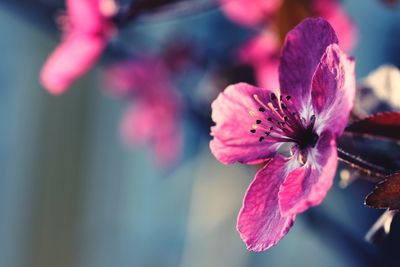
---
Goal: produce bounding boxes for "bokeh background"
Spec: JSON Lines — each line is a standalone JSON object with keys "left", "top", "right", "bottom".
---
{"left": 0, "top": 0, "right": 400, "bottom": 267}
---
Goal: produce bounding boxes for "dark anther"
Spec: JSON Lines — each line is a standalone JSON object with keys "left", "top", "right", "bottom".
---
{"left": 286, "top": 95, "right": 291, "bottom": 101}
{"left": 310, "top": 114, "right": 316, "bottom": 121}
{"left": 259, "top": 136, "right": 265, "bottom": 142}
{"left": 267, "top": 117, "right": 272, "bottom": 122}
{"left": 283, "top": 116, "right": 288, "bottom": 121}
{"left": 256, "top": 119, "right": 262, "bottom": 124}
{"left": 280, "top": 95, "right": 283, "bottom": 101}
{"left": 281, "top": 104, "right": 287, "bottom": 110}
{"left": 265, "top": 132, "right": 270, "bottom": 136}
{"left": 292, "top": 112, "right": 296, "bottom": 116}
{"left": 270, "top": 93, "right": 277, "bottom": 100}
{"left": 250, "top": 129, "right": 256, "bottom": 133}
{"left": 259, "top": 107, "right": 265, "bottom": 112}
{"left": 269, "top": 126, "right": 273, "bottom": 130}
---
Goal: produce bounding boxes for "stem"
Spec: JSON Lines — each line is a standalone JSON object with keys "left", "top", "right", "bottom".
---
{"left": 337, "top": 147, "right": 389, "bottom": 182}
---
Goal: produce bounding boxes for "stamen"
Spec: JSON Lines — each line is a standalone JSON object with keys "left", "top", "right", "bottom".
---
{"left": 253, "top": 94, "right": 269, "bottom": 110}
{"left": 267, "top": 102, "right": 284, "bottom": 121}
{"left": 249, "top": 111, "right": 257, "bottom": 117}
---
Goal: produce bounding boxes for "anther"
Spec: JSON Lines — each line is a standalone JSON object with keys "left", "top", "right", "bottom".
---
{"left": 267, "top": 117, "right": 272, "bottom": 122}
{"left": 250, "top": 129, "right": 256, "bottom": 133}
{"left": 259, "top": 136, "right": 265, "bottom": 142}
{"left": 281, "top": 104, "right": 287, "bottom": 110}
{"left": 286, "top": 95, "right": 291, "bottom": 101}
{"left": 270, "top": 93, "right": 277, "bottom": 100}
{"left": 280, "top": 95, "right": 283, "bottom": 101}
{"left": 265, "top": 132, "right": 270, "bottom": 136}
{"left": 256, "top": 119, "right": 262, "bottom": 124}
{"left": 259, "top": 107, "right": 265, "bottom": 112}
{"left": 283, "top": 116, "right": 288, "bottom": 121}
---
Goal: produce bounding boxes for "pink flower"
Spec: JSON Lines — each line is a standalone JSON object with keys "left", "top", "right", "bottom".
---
{"left": 220, "top": 0, "right": 357, "bottom": 50}
{"left": 40, "top": 0, "right": 116, "bottom": 95}
{"left": 105, "top": 58, "right": 183, "bottom": 168}
{"left": 218, "top": 0, "right": 283, "bottom": 27}
{"left": 313, "top": 0, "right": 357, "bottom": 52}
{"left": 237, "top": 30, "right": 280, "bottom": 90}
{"left": 210, "top": 18, "right": 355, "bottom": 251}
{"left": 234, "top": 0, "right": 356, "bottom": 89}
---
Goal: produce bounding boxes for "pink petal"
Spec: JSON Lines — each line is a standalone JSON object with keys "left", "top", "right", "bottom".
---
{"left": 120, "top": 95, "right": 182, "bottom": 167}
{"left": 237, "top": 156, "right": 296, "bottom": 252}
{"left": 103, "top": 62, "right": 144, "bottom": 97}
{"left": 219, "top": 0, "right": 283, "bottom": 27}
{"left": 104, "top": 58, "right": 173, "bottom": 98}
{"left": 278, "top": 132, "right": 338, "bottom": 217}
{"left": 210, "top": 83, "right": 280, "bottom": 164}
{"left": 67, "top": 0, "right": 104, "bottom": 33}
{"left": 238, "top": 31, "right": 280, "bottom": 90}
{"left": 311, "top": 44, "right": 355, "bottom": 136}
{"left": 40, "top": 33, "right": 106, "bottom": 94}
{"left": 313, "top": 0, "right": 357, "bottom": 52}
{"left": 279, "top": 18, "right": 338, "bottom": 110}
{"left": 120, "top": 103, "right": 154, "bottom": 145}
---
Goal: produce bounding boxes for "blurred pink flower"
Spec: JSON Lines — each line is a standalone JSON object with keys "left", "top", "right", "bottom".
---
{"left": 105, "top": 58, "right": 183, "bottom": 167}
{"left": 210, "top": 18, "right": 355, "bottom": 251}
{"left": 40, "top": 0, "right": 116, "bottom": 95}
{"left": 237, "top": 30, "right": 280, "bottom": 90}
{"left": 313, "top": 0, "right": 357, "bottom": 52}
{"left": 218, "top": 0, "right": 283, "bottom": 27}
{"left": 224, "top": 0, "right": 357, "bottom": 89}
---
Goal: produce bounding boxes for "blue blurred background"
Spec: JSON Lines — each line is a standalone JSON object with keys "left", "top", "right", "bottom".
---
{"left": 0, "top": 1, "right": 399, "bottom": 267}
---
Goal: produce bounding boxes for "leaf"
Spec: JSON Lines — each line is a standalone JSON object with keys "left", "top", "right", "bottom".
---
{"left": 346, "top": 112, "right": 400, "bottom": 141}
{"left": 365, "top": 172, "right": 400, "bottom": 210}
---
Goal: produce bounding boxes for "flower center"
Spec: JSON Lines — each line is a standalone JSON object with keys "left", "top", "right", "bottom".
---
{"left": 249, "top": 92, "right": 319, "bottom": 149}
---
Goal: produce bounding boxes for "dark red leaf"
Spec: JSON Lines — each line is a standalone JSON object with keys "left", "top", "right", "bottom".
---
{"left": 365, "top": 173, "right": 400, "bottom": 210}
{"left": 346, "top": 112, "right": 400, "bottom": 141}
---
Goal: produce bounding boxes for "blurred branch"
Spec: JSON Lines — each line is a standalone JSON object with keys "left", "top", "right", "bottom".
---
{"left": 119, "top": 0, "right": 218, "bottom": 25}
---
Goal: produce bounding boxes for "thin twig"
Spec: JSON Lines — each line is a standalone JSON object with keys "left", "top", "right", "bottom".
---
{"left": 337, "top": 147, "right": 390, "bottom": 182}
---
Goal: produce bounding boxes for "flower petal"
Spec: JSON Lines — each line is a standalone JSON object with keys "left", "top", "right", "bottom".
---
{"left": 279, "top": 18, "right": 338, "bottom": 110}
{"left": 278, "top": 132, "right": 338, "bottom": 217}
{"left": 210, "top": 83, "right": 280, "bottom": 164}
{"left": 67, "top": 0, "right": 104, "bottom": 33}
{"left": 311, "top": 44, "right": 355, "bottom": 136}
{"left": 237, "top": 156, "right": 296, "bottom": 252}
{"left": 120, "top": 99, "right": 182, "bottom": 167}
{"left": 219, "top": 0, "right": 283, "bottom": 27}
{"left": 40, "top": 33, "right": 106, "bottom": 94}
{"left": 238, "top": 31, "right": 280, "bottom": 90}
{"left": 313, "top": 0, "right": 357, "bottom": 52}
